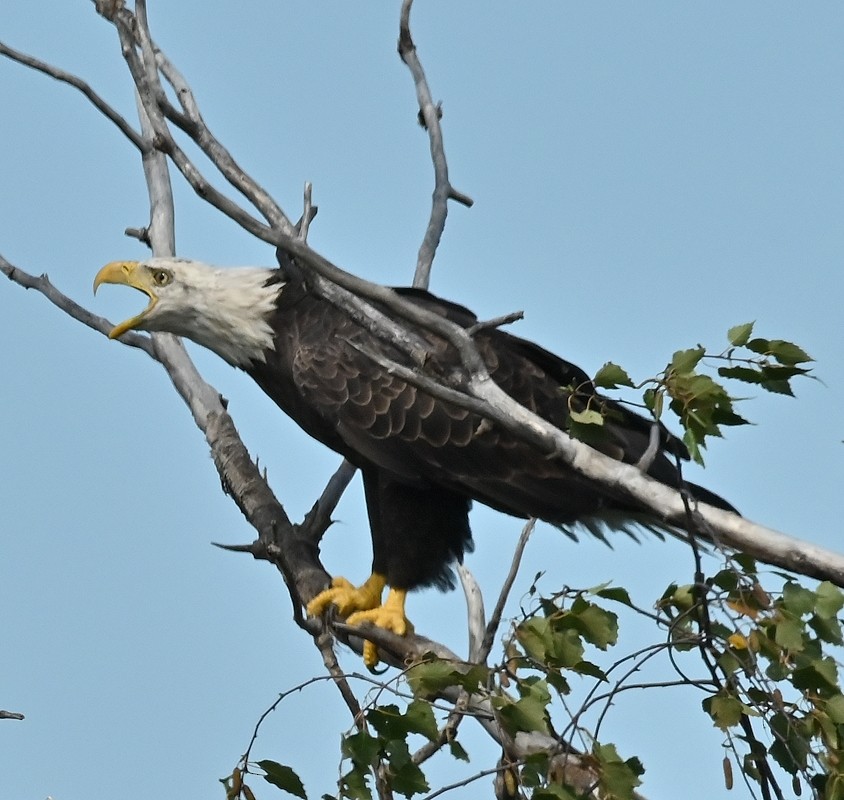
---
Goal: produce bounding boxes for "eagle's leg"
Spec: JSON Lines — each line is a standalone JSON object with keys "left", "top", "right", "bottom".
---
{"left": 306, "top": 572, "right": 386, "bottom": 619}
{"left": 346, "top": 587, "right": 414, "bottom": 668}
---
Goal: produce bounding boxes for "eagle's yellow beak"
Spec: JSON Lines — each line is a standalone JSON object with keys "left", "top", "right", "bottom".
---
{"left": 93, "top": 260, "right": 157, "bottom": 339}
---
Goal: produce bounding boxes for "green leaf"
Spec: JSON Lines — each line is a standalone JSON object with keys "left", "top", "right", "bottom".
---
{"left": 746, "top": 338, "right": 813, "bottom": 365}
{"left": 703, "top": 693, "right": 744, "bottom": 729}
{"left": 341, "top": 731, "right": 381, "bottom": 768}
{"left": 569, "top": 407, "right": 605, "bottom": 426}
{"left": 711, "top": 569, "right": 739, "bottom": 592}
{"left": 825, "top": 694, "right": 844, "bottom": 724}
{"left": 383, "top": 739, "right": 429, "bottom": 798}
{"left": 727, "top": 321, "right": 754, "bottom": 346}
{"left": 732, "top": 553, "right": 758, "bottom": 573}
{"left": 447, "top": 739, "right": 469, "bottom": 762}
{"left": 792, "top": 657, "right": 839, "bottom": 691}
{"left": 670, "top": 346, "right": 706, "bottom": 373}
{"left": 782, "top": 582, "right": 817, "bottom": 616}
{"left": 389, "top": 763, "right": 428, "bottom": 798}
{"left": 544, "top": 669, "right": 572, "bottom": 695}
{"left": 815, "top": 582, "right": 844, "bottom": 619}
{"left": 258, "top": 761, "right": 308, "bottom": 800}
{"left": 516, "top": 616, "right": 553, "bottom": 663}
{"left": 774, "top": 617, "right": 805, "bottom": 652}
{"left": 365, "top": 701, "right": 437, "bottom": 744}
{"left": 591, "top": 585, "right": 634, "bottom": 608}
{"left": 719, "top": 362, "right": 809, "bottom": 395}
{"left": 570, "top": 596, "right": 618, "bottom": 649}
{"left": 574, "top": 660, "right": 608, "bottom": 681}
{"left": 493, "top": 679, "right": 551, "bottom": 736}
{"left": 809, "top": 613, "right": 843, "bottom": 645}
{"left": 682, "top": 428, "right": 705, "bottom": 466}
{"left": 593, "top": 743, "right": 644, "bottom": 800}
{"left": 516, "top": 617, "right": 584, "bottom": 668}
{"left": 759, "top": 364, "right": 811, "bottom": 395}
{"left": 404, "top": 700, "right": 439, "bottom": 742}
{"left": 366, "top": 705, "right": 403, "bottom": 740}
{"left": 769, "top": 711, "right": 811, "bottom": 774}
{"left": 372, "top": 703, "right": 435, "bottom": 743}
{"left": 406, "top": 659, "right": 487, "bottom": 698}
{"left": 717, "top": 365, "right": 767, "bottom": 385}
{"left": 339, "top": 766, "right": 372, "bottom": 800}
{"left": 593, "top": 362, "right": 635, "bottom": 389}
{"left": 768, "top": 339, "right": 814, "bottom": 365}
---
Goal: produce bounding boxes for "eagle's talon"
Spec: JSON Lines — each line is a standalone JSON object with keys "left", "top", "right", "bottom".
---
{"left": 307, "top": 576, "right": 411, "bottom": 667}
{"left": 346, "top": 589, "right": 413, "bottom": 667}
{"left": 306, "top": 573, "right": 386, "bottom": 619}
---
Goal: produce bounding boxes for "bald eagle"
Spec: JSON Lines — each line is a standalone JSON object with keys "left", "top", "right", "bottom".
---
{"left": 94, "top": 257, "right": 735, "bottom": 665}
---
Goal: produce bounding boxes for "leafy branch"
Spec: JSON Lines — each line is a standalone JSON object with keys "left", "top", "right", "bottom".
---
{"left": 592, "top": 321, "right": 814, "bottom": 464}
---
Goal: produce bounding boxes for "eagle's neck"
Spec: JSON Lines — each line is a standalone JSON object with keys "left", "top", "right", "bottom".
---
{"left": 150, "top": 267, "right": 283, "bottom": 367}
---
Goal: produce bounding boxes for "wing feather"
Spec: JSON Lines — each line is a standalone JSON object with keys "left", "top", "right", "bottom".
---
{"left": 262, "top": 285, "right": 733, "bottom": 526}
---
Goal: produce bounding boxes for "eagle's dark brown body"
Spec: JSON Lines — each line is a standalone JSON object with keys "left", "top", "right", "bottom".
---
{"left": 247, "top": 278, "right": 735, "bottom": 591}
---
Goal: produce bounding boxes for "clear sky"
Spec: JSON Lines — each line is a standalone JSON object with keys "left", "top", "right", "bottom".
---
{"left": 1, "top": 3, "right": 842, "bottom": 799}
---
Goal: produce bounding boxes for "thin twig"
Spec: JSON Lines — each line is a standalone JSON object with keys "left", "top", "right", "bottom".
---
{"left": 478, "top": 520, "right": 536, "bottom": 663}
{"left": 397, "top": 0, "right": 473, "bottom": 289}
{"left": 0, "top": 710, "right": 24, "bottom": 721}
{"left": 466, "top": 311, "right": 525, "bottom": 336}
{"left": 316, "top": 632, "right": 366, "bottom": 730}
{"left": 419, "top": 761, "right": 524, "bottom": 800}
{"left": 240, "top": 675, "right": 335, "bottom": 767}
{"left": 0, "top": 39, "right": 145, "bottom": 151}
{"left": 297, "top": 182, "right": 318, "bottom": 242}
{"left": 300, "top": 459, "right": 358, "bottom": 544}
{"left": 1, "top": 255, "right": 154, "bottom": 356}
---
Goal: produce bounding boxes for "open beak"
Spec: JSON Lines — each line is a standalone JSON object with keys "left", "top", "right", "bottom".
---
{"left": 93, "top": 260, "right": 158, "bottom": 339}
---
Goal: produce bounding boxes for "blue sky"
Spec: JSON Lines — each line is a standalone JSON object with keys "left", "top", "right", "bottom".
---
{"left": 1, "top": 3, "right": 842, "bottom": 799}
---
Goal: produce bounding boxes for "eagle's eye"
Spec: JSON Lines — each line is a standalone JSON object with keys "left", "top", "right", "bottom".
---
{"left": 152, "top": 269, "right": 172, "bottom": 287}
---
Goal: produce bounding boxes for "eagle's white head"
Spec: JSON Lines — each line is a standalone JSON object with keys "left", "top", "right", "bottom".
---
{"left": 93, "top": 257, "right": 282, "bottom": 367}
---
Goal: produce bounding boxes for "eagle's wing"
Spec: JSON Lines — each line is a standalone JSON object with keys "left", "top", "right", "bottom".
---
{"left": 286, "top": 288, "right": 695, "bottom": 524}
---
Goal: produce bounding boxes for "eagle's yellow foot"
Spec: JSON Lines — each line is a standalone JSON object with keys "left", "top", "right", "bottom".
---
{"left": 347, "top": 588, "right": 413, "bottom": 668}
{"left": 306, "top": 573, "right": 386, "bottom": 619}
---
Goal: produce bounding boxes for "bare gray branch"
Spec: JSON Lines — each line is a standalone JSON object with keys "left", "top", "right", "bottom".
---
{"left": 398, "top": 0, "right": 474, "bottom": 288}
{"left": 0, "top": 39, "right": 145, "bottom": 151}
{"left": 1, "top": 255, "right": 154, "bottom": 356}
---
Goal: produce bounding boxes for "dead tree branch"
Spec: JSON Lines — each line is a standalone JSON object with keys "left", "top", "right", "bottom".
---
{"left": 398, "top": 0, "right": 474, "bottom": 288}
{"left": 0, "top": 39, "right": 145, "bottom": 151}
